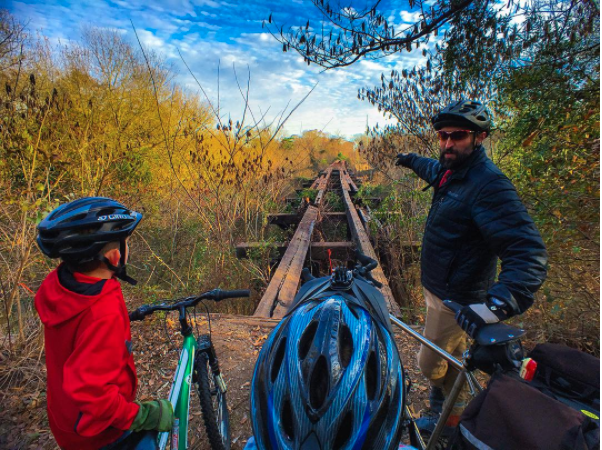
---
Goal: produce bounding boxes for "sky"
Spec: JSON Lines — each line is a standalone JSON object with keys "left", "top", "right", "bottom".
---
{"left": 7, "top": 0, "right": 432, "bottom": 139}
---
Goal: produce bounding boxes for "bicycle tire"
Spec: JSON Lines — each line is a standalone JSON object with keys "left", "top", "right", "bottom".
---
{"left": 195, "top": 351, "right": 231, "bottom": 450}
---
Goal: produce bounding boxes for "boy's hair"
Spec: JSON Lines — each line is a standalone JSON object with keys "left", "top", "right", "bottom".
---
{"left": 65, "top": 241, "right": 120, "bottom": 274}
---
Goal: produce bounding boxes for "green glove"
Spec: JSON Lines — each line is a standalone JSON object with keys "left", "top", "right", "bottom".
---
{"left": 130, "top": 400, "right": 174, "bottom": 432}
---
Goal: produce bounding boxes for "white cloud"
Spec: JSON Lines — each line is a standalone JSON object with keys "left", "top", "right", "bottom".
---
{"left": 136, "top": 29, "right": 169, "bottom": 51}
{"left": 10, "top": 0, "right": 431, "bottom": 138}
{"left": 400, "top": 10, "right": 422, "bottom": 24}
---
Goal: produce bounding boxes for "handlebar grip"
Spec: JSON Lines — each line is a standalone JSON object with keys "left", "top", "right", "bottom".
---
{"left": 209, "top": 289, "right": 251, "bottom": 301}
{"left": 129, "top": 305, "right": 149, "bottom": 322}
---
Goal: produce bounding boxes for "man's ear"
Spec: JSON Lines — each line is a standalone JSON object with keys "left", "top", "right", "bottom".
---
{"left": 475, "top": 131, "right": 488, "bottom": 145}
{"left": 104, "top": 248, "right": 121, "bottom": 267}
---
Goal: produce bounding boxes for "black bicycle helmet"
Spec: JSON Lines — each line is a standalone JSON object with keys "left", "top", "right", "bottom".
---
{"left": 37, "top": 197, "right": 142, "bottom": 283}
{"left": 432, "top": 99, "right": 491, "bottom": 134}
{"left": 250, "top": 296, "right": 404, "bottom": 449}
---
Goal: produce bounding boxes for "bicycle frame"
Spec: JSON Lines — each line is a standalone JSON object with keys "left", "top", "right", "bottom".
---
{"left": 158, "top": 333, "right": 197, "bottom": 450}
{"left": 389, "top": 315, "right": 483, "bottom": 450}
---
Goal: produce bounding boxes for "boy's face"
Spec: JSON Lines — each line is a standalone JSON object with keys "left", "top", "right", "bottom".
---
{"left": 123, "top": 238, "right": 130, "bottom": 264}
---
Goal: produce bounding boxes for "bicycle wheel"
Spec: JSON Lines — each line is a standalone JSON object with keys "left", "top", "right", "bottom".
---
{"left": 195, "top": 351, "right": 231, "bottom": 450}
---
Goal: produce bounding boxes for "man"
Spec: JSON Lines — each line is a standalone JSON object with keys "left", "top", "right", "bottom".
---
{"left": 395, "top": 99, "right": 548, "bottom": 433}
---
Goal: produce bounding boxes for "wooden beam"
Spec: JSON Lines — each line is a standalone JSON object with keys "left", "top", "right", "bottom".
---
{"left": 254, "top": 206, "right": 319, "bottom": 318}
{"left": 236, "top": 241, "right": 354, "bottom": 260}
{"left": 314, "top": 167, "right": 333, "bottom": 205}
{"left": 340, "top": 171, "right": 402, "bottom": 317}
{"left": 267, "top": 212, "right": 347, "bottom": 229}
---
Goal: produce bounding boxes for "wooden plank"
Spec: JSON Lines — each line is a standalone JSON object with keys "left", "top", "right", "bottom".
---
{"left": 236, "top": 241, "right": 354, "bottom": 260}
{"left": 314, "top": 167, "right": 333, "bottom": 205}
{"left": 254, "top": 206, "right": 319, "bottom": 318}
{"left": 342, "top": 167, "right": 359, "bottom": 192}
{"left": 340, "top": 171, "right": 402, "bottom": 317}
{"left": 307, "top": 241, "right": 354, "bottom": 260}
{"left": 267, "top": 212, "right": 346, "bottom": 228}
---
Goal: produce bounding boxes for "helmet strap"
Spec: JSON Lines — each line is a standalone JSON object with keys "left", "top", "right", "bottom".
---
{"left": 97, "top": 239, "right": 138, "bottom": 285}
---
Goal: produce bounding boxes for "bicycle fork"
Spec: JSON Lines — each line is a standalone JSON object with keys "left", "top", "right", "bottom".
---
{"left": 197, "top": 335, "right": 228, "bottom": 395}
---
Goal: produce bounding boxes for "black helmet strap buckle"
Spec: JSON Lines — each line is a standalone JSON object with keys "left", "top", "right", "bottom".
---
{"left": 97, "top": 239, "right": 138, "bottom": 285}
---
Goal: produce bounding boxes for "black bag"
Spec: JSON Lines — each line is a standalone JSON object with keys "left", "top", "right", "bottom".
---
{"left": 528, "top": 343, "right": 600, "bottom": 420}
{"left": 447, "top": 373, "right": 600, "bottom": 450}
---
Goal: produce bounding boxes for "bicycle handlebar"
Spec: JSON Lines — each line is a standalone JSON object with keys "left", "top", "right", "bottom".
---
{"left": 129, "top": 289, "right": 250, "bottom": 322}
{"left": 356, "top": 251, "right": 378, "bottom": 273}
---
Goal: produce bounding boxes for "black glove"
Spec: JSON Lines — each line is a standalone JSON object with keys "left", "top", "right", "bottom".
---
{"left": 395, "top": 153, "right": 414, "bottom": 168}
{"left": 454, "top": 298, "right": 510, "bottom": 338}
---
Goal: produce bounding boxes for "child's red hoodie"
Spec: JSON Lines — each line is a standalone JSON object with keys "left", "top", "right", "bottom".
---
{"left": 35, "top": 264, "right": 140, "bottom": 450}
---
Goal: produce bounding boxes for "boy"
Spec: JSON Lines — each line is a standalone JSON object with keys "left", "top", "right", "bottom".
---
{"left": 35, "top": 197, "right": 173, "bottom": 450}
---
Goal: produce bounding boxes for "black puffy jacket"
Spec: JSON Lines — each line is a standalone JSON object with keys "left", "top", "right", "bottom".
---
{"left": 404, "top": 146, "right": 548, "bottom": 315}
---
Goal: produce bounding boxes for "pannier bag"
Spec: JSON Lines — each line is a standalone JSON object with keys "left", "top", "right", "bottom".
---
{"left": 447, "top": 373, "right": 599, "bottom": 450}
{"left": 528, "top": 343, "right": 600, "bottom": 420}
{"left": 448, "top": 342, "right": 601, "bottom": 450}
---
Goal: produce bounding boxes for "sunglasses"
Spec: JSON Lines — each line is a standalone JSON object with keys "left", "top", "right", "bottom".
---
{"left": 437, "top": 130, "right": 475, "bottom": 142}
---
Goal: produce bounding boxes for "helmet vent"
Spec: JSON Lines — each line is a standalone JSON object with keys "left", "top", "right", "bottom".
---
{"left": 298, "top": 320, "right": 318, "bottom": 360}
{"left": 270, "top": 337, "right": 287, "bottom": 383}
{"left": 349, "top": 305, "right": 360, "bottom": 320}
{"left": 361, "top": 392, "right": 391, "bottom": 450}
{"left": 309, "top": 355, "right": 329, "bottom": 410}
{"left": 366, "top": 351, "right": 378, "bottom": 400}
{"left": 333, "top": 410, "right": 354, "bottom": 450}
{"left": 281, "top": 397, "right": 295, "bottom": 440}
{"left": 338, "top": 324, "right": 353, "bottom": 369}
{"left": 96, "top": 208, "right": 116, "bottom": 217}
{"left": 40, "top": 230, "right": 60, "bottom": 239}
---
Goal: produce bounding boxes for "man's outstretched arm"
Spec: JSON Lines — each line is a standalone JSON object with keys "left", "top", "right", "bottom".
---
{"left": 396, "top": 153, "right": 441, "bottom": 185}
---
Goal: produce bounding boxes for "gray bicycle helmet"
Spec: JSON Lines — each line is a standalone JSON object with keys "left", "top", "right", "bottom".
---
{"left": 37, "top": 197, "right": 142, "bottom": 283}
{"left": 432, "top": 99, "right": 491, "bottom": 134}
{"left": 250, "top": 296, "right": 405, "bottom": 449}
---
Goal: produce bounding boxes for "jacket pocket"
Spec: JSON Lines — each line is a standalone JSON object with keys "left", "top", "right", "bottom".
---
{"left": 445, "top": 253, "right": 458, "bottom": 289}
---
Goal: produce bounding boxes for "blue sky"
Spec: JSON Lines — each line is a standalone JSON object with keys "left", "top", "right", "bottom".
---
{"left": 7, "top": 0, "right": 431, "bottom": 139}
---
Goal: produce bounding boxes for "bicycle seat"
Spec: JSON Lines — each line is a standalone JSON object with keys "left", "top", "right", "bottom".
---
{"left": 475, "top": 322, "right": 525, "bottom": 346}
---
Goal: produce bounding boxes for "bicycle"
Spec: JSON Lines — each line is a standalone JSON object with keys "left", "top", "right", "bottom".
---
{"left": 296, "top": 253, "right": 525, "bottom": 450}
{"left": 129, "top": 288, "right": 250, "bottom": 450}
{"left": 389, "top": 306, "right": 524, "bottom": 450}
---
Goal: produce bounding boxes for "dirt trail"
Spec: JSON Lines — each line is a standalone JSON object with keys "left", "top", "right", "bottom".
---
{"left": 0, "top": 315, "right": 428, "bottom": 450}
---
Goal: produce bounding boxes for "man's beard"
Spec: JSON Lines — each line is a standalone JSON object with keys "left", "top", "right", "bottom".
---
{"left": 439, "top": 149, "right": 472, "bottom": 169}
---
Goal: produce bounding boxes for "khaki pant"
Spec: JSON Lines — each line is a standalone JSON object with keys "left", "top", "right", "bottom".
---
{"left": 417, "top": 288, "right": 471, "bottom": 415}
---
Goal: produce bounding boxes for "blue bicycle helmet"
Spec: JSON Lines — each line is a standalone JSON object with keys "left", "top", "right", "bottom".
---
{"left": 250, "top": 296, "right": 404, "bottom": 450}
{"left": 37, "top": 197, "right": 142, "bottom": 283}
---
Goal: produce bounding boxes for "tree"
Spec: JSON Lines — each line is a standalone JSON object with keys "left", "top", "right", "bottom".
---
{"left": 265, "top": 0, "right": 476, "bottom": 69}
